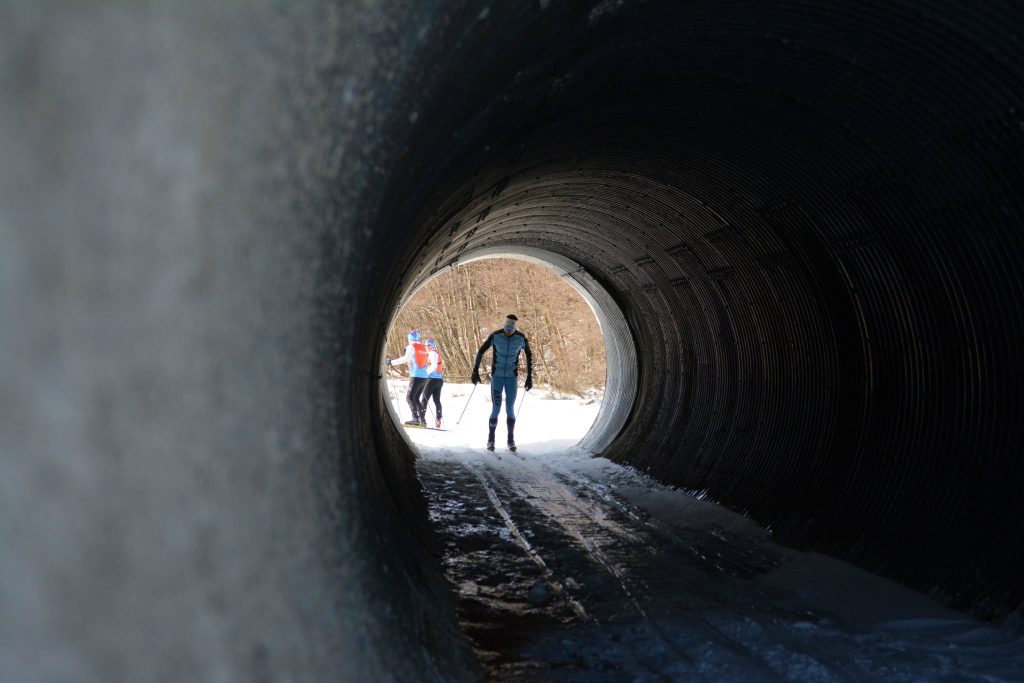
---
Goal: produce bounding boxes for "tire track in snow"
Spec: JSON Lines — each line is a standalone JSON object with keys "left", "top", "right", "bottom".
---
{"left": 454, "top": 452, "right": 833, "bottom": 679}
{"left": 419, "top": 448, "right": 1024, "bottom": 681}
{"left": 470, "top": 463, "right": 590, "bottom": 621}
{"left": 542, "top": 465, "right": 853, "bottom": 681}
{"left": 476, "top": 454, "right": 785, "bottom": 676}
{"left": 500, "top": 459, "right": 796, "bottom": 679}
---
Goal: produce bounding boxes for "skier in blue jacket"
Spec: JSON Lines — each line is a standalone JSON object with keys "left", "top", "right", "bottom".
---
{"left": 387, "top": 329, "right": 430, "bottom": 427}
{"left": 419, "top": 338, "right": 445, "bottom": 429}
{"left": 471, "top": 314, "right": 533, "bottom": 451}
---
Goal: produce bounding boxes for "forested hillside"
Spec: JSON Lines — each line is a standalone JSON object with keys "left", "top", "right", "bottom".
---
{"left": 387, "top": 259, "right": 606, "bottom": 395}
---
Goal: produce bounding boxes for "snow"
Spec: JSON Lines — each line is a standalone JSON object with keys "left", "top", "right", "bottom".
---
{"left": 385, "top": 380, "right": 599, "bottom": 450}
{"left": 387, "top": 379, "right": 1024, "bottom": 681}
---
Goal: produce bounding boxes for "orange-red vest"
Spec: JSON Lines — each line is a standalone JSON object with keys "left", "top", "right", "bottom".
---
{"left": 412, "top": 342, "right": 428, "bottom": 369}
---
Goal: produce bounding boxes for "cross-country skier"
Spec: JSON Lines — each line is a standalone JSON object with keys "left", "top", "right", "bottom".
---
{"left": 387, "top": 329, "right": 430, "bottom": 427}
{"left": 471, "top": 314, "right": 533, "bottom": 451}
{"left": 420, "top": 338, "right": 445, "bottom": 428}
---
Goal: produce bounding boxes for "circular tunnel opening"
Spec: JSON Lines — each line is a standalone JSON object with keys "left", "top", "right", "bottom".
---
{"left": 381, "top": 250, "right": 636, "bottom": 453}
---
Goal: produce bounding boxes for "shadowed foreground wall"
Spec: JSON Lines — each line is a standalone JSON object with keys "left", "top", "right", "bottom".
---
{"left": 2, "top": 1, "right": 1023, "bottom": 681}
{"left": 0, "top": 3, "right": 477, "bottom": 681}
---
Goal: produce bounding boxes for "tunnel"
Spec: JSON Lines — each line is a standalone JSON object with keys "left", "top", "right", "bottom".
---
{"left": 3, "top": 1, "right": 1023, "bottom": 680}
{"left": 390, "top": 246, "right": 636, "bottom": 453}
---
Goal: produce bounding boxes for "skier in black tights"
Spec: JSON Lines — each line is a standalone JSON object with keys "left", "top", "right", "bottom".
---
{"left": 387, "top": 329, "right": 430, "bottom": 426}
{"left": 419, "top": 338, "right": 445, "bottom": 428}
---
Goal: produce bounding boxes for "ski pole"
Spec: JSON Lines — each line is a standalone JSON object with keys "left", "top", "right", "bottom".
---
{"left": 390, "top": 372, "right": 409, "bottom": 422}
{"left": 428, "top": 394, "right": 444, "bottom": 428}
{"left": 387, "top": 376, "right": 403, "bottom": 421}
{"left": 456, "top": 383, "right": 478, "bottom": 424}
{"left": 515, "top": 386, "right": 527, "bottom": 420}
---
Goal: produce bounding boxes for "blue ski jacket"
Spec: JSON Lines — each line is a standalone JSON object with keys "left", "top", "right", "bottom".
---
{"left": 473, "top": 330, "right": 533, "bottom": 380}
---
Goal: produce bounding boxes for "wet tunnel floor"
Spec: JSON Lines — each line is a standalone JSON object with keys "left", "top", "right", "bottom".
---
{"left": 415, "top": 446, "right": 1024, "bottom": 682}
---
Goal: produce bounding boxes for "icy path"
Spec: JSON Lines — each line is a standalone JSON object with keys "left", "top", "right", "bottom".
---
{"left": 394, "top": 384, "right": 1024, "bottom": 681}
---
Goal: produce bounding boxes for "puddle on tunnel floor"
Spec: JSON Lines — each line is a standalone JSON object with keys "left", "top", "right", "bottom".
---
{"left": 415, "top": 446, "right": 1024, "bottom": 682}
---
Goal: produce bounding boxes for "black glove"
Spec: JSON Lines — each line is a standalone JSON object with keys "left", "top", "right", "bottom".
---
{"left": 471, "top": 368, "right": 481, "bottom": 385}
{"left": 525, "top": 376, "right": 533, "bottom": 391}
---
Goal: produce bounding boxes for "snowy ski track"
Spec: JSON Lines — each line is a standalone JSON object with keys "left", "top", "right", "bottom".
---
{"left": 415, "top": 446, "right": 1024, "bottom": 682}
{"left": 393, "top": 384, "right": 1023, "bottom": 680}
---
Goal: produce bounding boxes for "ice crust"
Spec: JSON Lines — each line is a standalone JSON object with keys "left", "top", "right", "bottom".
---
{"left": 395, "top": 382, "right": 1024, "bottom": 681}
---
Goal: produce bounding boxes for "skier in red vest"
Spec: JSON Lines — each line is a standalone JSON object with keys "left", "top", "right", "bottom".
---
{"left": 420, "top": 338, "right": 445, "bottom": 428}
{"left": 387, "top": 329, "right": 430, "bottom": 426}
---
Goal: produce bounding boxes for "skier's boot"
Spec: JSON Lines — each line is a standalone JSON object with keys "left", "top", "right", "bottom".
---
{"left": 435, "top": 419, "right": 442, "bottom": 429}
{"left": 404, "top": 408, "right": 422, "bottom": 428}
{"left": 507, "top": 417, "right": 517, "bottom": 452}
{"left": 487, "top": 417, "right": 497, "bottom": 451}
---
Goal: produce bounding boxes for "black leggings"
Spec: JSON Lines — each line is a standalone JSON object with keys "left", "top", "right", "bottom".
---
{"left": 406, "top": 377, "right": 428, "bottom": 418}
{"left": 420, "top": 378, "right": 443, "bottom": 419}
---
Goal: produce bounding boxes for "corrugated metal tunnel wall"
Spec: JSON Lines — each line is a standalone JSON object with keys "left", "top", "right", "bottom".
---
{"left": 372, "top": 0, "right": 1024, "bottom": 620}
{"left": 3, "top": 1, "right": 1022, "bottom": 681}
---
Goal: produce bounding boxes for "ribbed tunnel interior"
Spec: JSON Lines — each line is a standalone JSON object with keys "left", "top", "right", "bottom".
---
{"left": 5, "top": 1, "right": 1024, "bottom": 680}
{"left": 370, "top": 0, "right": 1024, "bottom": 621}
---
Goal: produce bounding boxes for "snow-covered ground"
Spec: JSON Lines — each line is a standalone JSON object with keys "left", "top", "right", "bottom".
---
{"left": 387, "top": 379, "right": 1024, "bottom": 681}
{"left": 385, "top": 380, "right": 600, "bottom": 449}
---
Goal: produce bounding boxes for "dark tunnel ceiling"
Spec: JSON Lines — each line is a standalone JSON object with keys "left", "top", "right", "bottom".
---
{"left": 369, "top": 1, "right": 1024, "bottom": 619}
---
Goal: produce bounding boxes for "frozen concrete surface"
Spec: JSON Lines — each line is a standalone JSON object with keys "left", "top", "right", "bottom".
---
{"left": 0, "top": 3, "right": 477, "bottom": 681}
{"left": 404, "top": 386, "right": 1024, "bottom": 678}
{"left": 413, "top": 440, "right": 1024, "bottom": 681}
